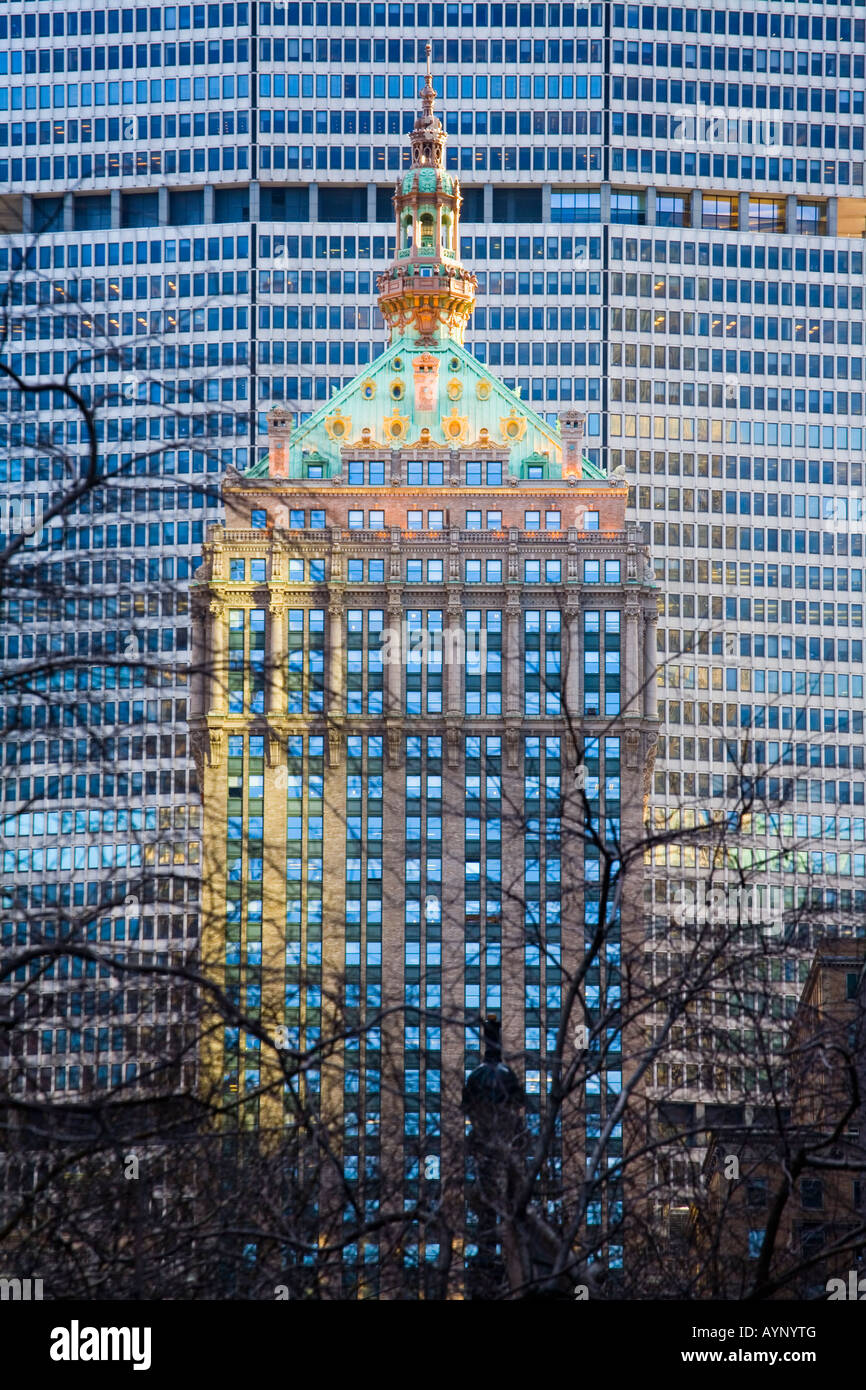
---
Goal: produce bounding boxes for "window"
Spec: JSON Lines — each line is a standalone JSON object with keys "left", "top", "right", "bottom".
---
{"left": 427, "top": 559, "right": 443, "bottom": 582}
{"left": 347, "top": 461, "right": 365, "bottom": 485}
{"left": 847, "top": 971, "right": 860, "bottom": 1000}
{"left": 701, "top": 195, "right": 738, "bottom": 230}
{"left": 656, "top": 194, "right": 689, "bottom": 228}
{"left": 375, "top": 186, "right": 394, "bottom": 221}
{"left": 466, "top": 461, "right": 503, "bottom": 486}
{"left": 466, "top": 510, "right": 482, "bottom": 529}
{"left": 486, "top": 510, "right": 502, "bottom": 529}
{"left": 428, "top": 510, "right": 444, "bottom": 530}
{"left": 74, "top": 194, "right": 112, "bottom": 230}
{"left": 525, "top": 560, "right": 541, "bottom": 583}
{"left": 289, "top": 559, "right": 304, "bottom": 581}
{"left": 121, "top": 191, "right": 159, "bottom": 229}
{"left": 747, "top": 1229, "right": 765, "bottom": 1258}
{"left": 347, "top": 559, "right": 364, "bottom": 582}
{"left": 214, "top": 186, "right": 249, "bottom": 223}
{"left": 486, "top": 559, "right": 502, "bottom": 582}
{"left": 492, "top": 187, "right": 543, "bottom": 222}
{"left": 525, "top": 511, "right": 541, "bottom": 530}
{"left": 584, "top": 560, "right": 600, "bottom": 583}
{"left": 348, "top": 509, "right": 364, "bottom": 529}
{"left": 604, "top": 560, "right": 621, "bottom": 583}
{"left": 466, "top": 560, "right": 481, "bottom": 583}
{"left": 31, "top": 196, "right": 64, "bottom": 234}
{"left": 251, "top": 509, "right": 267, "bottom": 529}
{"left": 749, "top": 197, "right": 786, "bottom": 234}
{"left": 551, "top": 190, "right": 601, "bottom": 223}
{"left": 289, "top": 509, "right": 305, "bottom": 529}
{"left": 582, "top": 510, "right": 600, "bottom": 530}
{"left": 746, "top": 1179, "right": 768, "bottom": 1209}
{"left": 310, "top": 509, "right": 326, "bottom": 529}
{"left": 230, "top": 559, "right": 245, "bottom": 581}
{"left": 797, "top": 201, "right": 827, "bottom": 236}
{"left": 369, "top": 509, "right": 384, "bottom": 529}
{"left": 250, "top": 560, "right": 267, "bottom": 583}
{"left": 545, "top": 560, "right": 561, "bottom": 582}
{"left": 800, "top": 1178, "right": 823, "bottom": 1210}
{"left": 545, "top": 510, "right": 561, "bottom": 529}
{"left": 611, "top": 191, "right": 645, "bottom": 225}
{"left": 369, "top": 559, "right": 385, "bottom": 582}
{"left": 408, "top": 510, "right": 423, "bottom": 530}
{"left": 407, "top": 560, "right": 423, "bottom": 582}
{"left": 260, "top": 185, "right": 309, "bottom": 220}
{"left": 319, "top": 186, "right": 366, "bottom": 221}
{"left": 168, "top": 188, "right": 205, "bottom": 226}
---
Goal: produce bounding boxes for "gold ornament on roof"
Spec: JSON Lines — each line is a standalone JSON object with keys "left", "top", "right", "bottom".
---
{"left": 500, "top": 407, "right": 527, "bottom": 444}
{"left": 441, "top": 407, "right": 469, "bottom": 447}
{"left": 360, "top": 378, "right": 376, "bottom": 400}
{"left": 324, "top": 408, "right": 352, "bottom": 442}
{"left": 382, "top": 407, "right": 410, "bottom": 446}
{"left": 354, "top": 426, "right": 379, "bottom": 449}
{"left": 475, "top": 379, "right": 492, "bottom": 401}
{"left": 446, "top": 378, "right": 463, "bottom": 400}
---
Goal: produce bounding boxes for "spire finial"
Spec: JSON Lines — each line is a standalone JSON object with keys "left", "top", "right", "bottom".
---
{"left": 420, "top": 40, "right": 436, "bottom": 120}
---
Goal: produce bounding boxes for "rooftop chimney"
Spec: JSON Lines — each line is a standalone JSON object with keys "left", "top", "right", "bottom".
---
{"left": 266, "top": 405, "right": 292, "bottom": 478}
{"left": 560, "top": 410, "right": 586, "bottom": 480}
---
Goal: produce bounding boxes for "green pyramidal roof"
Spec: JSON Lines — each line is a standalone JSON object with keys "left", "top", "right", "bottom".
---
{"left": 247, "top": 337, "right": 605, "bottom": 481}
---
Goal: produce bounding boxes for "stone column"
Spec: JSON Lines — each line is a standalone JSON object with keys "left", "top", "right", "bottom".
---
{"left": 267, "top": 597, "right": 286, "bottom": 716}
{"left": 385, "top": 596, "right": 403, "bottom": 718}
{"left": 624, "top": 597, "right": 641, "bottom": 716}
{"left": 565, "top": 593, "right": 581, "bottom": 723}
{"left": 446, "top": 592, "right": 462, "bottom": 716}
{"left": 505, "top": 592, "right": 521, "bottom": 718}
{"left": 643, "top": 609, "right": 658, "bottom": 719}
{"left": 785, "top": 194, "right": 798, "bottom": 235}
{"left": 328, "top": 599, "right": 344, "bottom": 717}
{"left": 207, "top": 599, "right": 228, "bottom": 716}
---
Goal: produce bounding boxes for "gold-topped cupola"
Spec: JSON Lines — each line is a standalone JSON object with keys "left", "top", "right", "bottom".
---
{"left": 377, "top": 43, "right": 477, "bottom": 347}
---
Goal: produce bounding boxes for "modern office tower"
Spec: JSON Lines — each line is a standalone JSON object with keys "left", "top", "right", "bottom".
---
{"left": 190, "top": 77, "right": 658, "bottom": 1291}
{"left": 2, "top": 0, "right": 864, "bottom": 1139}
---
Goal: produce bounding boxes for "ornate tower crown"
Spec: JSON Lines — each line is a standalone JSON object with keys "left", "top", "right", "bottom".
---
{"left": 410, "top": 43, "right": 445, "bottom": 168}
{"left": 377, "top": 44, "right": 477, "bottom": 347}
